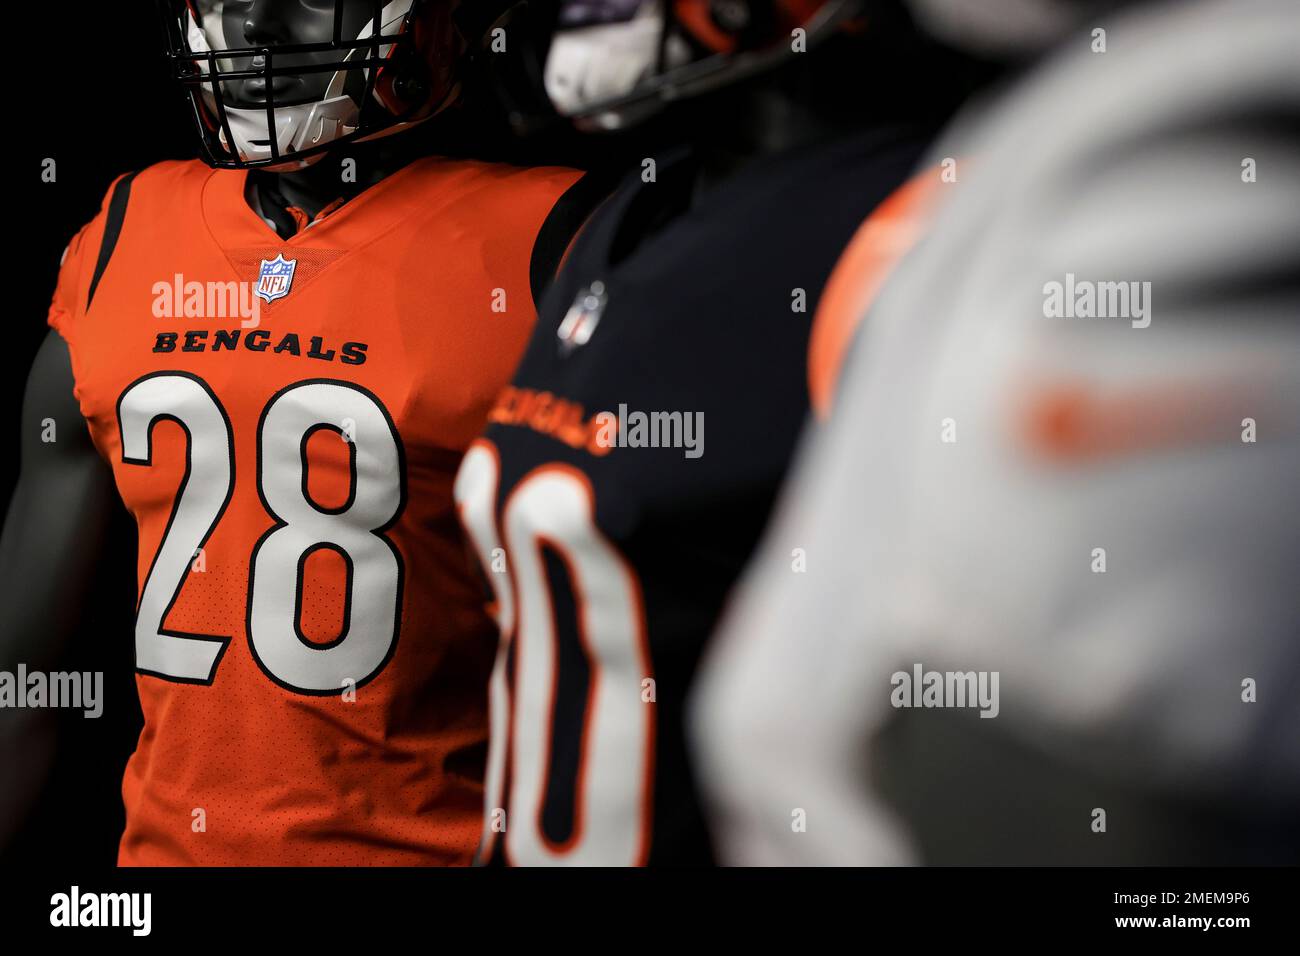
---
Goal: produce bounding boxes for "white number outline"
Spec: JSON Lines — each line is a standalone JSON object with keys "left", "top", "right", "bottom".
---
{"left": 247, "top": 378, "right": 407, "bottom": 696}
{"left": 118, "top": 371, "right": 235, "bottom": 685}
{"left": 457, "top": 441, "right": 655, "bottom": 866}
{"left": 117, "top": 373, "right": 406, "bottom": 696}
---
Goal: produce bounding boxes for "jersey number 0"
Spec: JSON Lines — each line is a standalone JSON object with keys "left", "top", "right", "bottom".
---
{"left": 455, "top": 440, "right": 653, "bottom": 865}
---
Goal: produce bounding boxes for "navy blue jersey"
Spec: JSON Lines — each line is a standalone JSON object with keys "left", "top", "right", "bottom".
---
{"left": 454, "top": 128, "right": 930, "bottom": 865}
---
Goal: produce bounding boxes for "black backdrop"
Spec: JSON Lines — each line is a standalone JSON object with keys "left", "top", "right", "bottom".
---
{"left": 3, "top": 6, "right": 193, "bottom": 869}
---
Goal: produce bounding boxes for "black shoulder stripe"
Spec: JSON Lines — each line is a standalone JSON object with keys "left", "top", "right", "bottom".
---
{"left": 85, "top": 171, "right": 138, "bottom": 313}
{"left": 529, "top": 170, "right": 616, "bottom": 310}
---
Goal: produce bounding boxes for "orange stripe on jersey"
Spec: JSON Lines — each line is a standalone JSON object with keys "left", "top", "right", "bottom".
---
{"left": 807, "top": 170, "right": 941, "bottom": 420}
{"left": 1018, "top": 375, "right": 1282, "bottom": 464}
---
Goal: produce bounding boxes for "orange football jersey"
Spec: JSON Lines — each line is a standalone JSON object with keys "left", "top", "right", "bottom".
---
{"left": 46, "top": 156, "right": 584, "bottom": 865}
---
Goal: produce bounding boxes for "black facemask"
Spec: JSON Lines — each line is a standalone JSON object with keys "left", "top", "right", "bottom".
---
{"left": 158, "top": 0, "right": 461, "bottom": 169}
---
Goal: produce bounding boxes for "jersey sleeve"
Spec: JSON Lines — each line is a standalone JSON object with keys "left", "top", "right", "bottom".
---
{"left": 525, "top": 168, "right": 615, "bottom": 312}
{"left": 47, "top": 221, "right": 95, "bottom": 338}
{"left": 807, "top": 170, "right": 940, "bottom": 420}
{"left": 45, "top": 172, "right": 136, "bottom": 418}
{"left": 46, "top": 172, "right": 132, "bottom": 340}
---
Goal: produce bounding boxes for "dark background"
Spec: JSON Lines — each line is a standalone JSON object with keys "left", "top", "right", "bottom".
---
{"left": 2, "top": 1, "right": 991, "bottom": 868}
{"left": 2, "top": 6, "right": 192, "bottom": 870}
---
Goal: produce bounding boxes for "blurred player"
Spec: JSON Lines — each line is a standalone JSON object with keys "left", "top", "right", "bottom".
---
{"left": 0, "top": 0, "right": 594, "bottom": 864}
{"left": 692, "top": 0, "right": 1300, "bottom": 864}
{"left": 453, "top": 0, "right": 986, "bottom": 864}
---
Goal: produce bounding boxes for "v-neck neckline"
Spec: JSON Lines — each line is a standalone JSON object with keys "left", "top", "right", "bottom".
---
{"left": 201, "top": 157, "right": 433, "bottom": 250}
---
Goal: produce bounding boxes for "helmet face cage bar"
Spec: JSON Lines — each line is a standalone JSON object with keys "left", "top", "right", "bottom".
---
{"left": 157, "top": 0, "right": 431, "bottom": 169}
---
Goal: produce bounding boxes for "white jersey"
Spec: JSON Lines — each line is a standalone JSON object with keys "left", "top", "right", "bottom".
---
{"left": 690, "top": 0, "right": 1300, "bottom": 865}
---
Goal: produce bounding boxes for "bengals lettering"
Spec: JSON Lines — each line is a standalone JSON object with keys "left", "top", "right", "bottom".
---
{"left": 153, "top": 330, "right": 368, "bottom": 365}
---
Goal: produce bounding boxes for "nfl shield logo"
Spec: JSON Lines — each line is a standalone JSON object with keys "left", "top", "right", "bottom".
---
{"left": 557, "top": 280, "right": 608, "bottom": 357}
{"left": 255, "top": 254, "right": 297, "bottom": 303}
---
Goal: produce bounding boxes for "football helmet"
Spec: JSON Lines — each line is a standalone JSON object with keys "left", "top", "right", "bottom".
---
{"left": 543, "top": 0, "right": 864, "bottom": 129}
{"left": 157, "top": 0, "right": 466, "bottom": 168}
